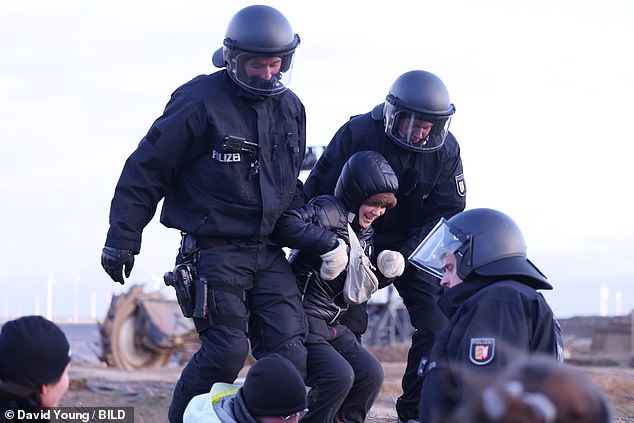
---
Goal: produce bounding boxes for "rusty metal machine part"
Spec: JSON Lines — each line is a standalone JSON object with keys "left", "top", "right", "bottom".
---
{"left": 99, "top": 285, "right": 197, "bottom": 370}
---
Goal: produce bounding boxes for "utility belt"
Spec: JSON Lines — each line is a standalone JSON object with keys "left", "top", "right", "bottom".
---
{"left": 195, "top": 236, "right": 232, "bottom": 250}
{"left": 196, "top": 234, "right": 273, "bottom": 250}
{"left": 163, "top": 232, "right": 247, "bottom": 332}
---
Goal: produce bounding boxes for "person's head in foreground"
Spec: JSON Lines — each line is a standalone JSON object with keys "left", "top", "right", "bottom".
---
{"left": 0, "top": 315, "right": 71, "bottom": 409}
{"left": 409, "top": 207, "right": 552, "bottom": 290}
{"left": 446, "top": 356, "right": 612, "bottom": 423}
{"left": 241, "top": 354, "right": 308, "bottom": 422}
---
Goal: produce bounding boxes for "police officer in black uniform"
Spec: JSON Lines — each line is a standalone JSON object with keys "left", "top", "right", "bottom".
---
{"left": 99, "top": 6, "right": 323, "bottom": 422}
{"left": 408, "top": 208, "right": 563, "bottom": 422}
{"left": 304, "top": 70, "right": 467, "bottom": 423}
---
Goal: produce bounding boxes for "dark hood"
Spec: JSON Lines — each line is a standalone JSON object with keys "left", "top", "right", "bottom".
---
{"left": 334, "top": 150, "right": 398, "bottom": 213}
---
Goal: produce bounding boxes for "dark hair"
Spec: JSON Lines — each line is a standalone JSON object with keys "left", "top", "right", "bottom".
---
{"left": 364, "top": 192, "right": 397, "bottom": 209}
{"left": 441, "top": 356, "right": 612, "bottom": 423}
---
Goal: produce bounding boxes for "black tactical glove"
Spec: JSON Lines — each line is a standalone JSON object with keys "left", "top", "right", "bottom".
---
{"left": 101, "top": 246, "right": 136, "bottom": 285}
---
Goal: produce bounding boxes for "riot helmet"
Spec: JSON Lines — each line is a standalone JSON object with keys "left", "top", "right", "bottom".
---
{"left": 409, "top": 208, "right": 552, "bottom": 289}
{"left": 212, "top": 5, "right": 300, "bottom": 95}
{"left": 378, "top": 70, "right": 455, "bottom": 152}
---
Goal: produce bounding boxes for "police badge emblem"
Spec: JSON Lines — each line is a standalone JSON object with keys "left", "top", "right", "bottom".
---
{"left": 469, "top": 337, "right": 495, "bottom": 365}
{"left": 455, "top": 173, "right": 466, "bottom": 197}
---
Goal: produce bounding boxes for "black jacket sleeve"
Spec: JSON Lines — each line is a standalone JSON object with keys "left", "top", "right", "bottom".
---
{"left": 272, "top": 195, "right": 345, "bottom": 254}
{"left": 105, "top": 87, "right": 211, "bottom": 252}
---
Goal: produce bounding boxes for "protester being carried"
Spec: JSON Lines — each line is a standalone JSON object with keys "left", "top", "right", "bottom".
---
{"left": 274, "top": 150, "right": 402, "bottom": 422}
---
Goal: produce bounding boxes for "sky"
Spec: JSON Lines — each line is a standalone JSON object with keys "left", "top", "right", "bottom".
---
{"left": 1, "top": 0, "right": 633, "bottom": 321}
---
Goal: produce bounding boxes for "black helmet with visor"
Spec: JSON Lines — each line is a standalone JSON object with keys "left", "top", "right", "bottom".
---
{"left": 376, "top": 70, "right": 456, "bottom": 153}
{"left": 408, "top": 208, "right": 552, "bottom": 290}
{"left": 212, "top": 5, "right": 300, "bottom": 95}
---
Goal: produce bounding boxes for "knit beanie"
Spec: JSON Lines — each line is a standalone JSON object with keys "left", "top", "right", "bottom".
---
{"left": 241, "top": 354, "right": 307, "bottom": 416}
{"left": 0, "top": 315, "right": 71, "bottom": 388}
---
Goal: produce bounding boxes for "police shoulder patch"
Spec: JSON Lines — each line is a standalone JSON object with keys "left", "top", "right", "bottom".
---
{"left": 455, "top": 173, "right": 466, "bottom": 197}
{"left": 469, "top": 337, "right": 495, "bottom": 365}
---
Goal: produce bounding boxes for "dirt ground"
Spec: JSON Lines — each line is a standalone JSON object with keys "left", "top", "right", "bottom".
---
{"left": 61, "top": 345, "right": 634, "bottom": 423}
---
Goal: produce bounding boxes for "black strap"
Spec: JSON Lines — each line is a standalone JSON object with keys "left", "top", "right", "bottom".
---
{"left": 194, "top": 313, "right": 248, "bottom": 333}
{"left": 209, "top": 280, "right": 246, "bottom": 300}
{"left": 195, "top": 236, "right": 231, "bottom": 249}
{"left": 193, "top": 280, "right": 248, "bottom": 333}
{"left": 215, "top": 315, "right": 248, "bottom": 332}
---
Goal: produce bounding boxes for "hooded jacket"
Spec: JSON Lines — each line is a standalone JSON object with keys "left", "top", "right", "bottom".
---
{"left": 274, "top": 151, "right": 398, "bottom": 326}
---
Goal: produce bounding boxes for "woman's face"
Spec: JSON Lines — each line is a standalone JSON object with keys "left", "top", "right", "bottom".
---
{"left": 358, "top": 203, "right": 387, "bottom": 228}
{"left": 40, "top": 363, "right": 70, "bottom": 408}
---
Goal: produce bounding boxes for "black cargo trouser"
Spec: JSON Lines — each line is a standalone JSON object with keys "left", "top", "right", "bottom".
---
{"left": 302, "top": 318, "right": 384, "bottom": 423}
{"left": 393, "top": 267, "right": 447, "bottom": 421}
{"left": 168, "top": 239, "right": 308, "bottom": 423}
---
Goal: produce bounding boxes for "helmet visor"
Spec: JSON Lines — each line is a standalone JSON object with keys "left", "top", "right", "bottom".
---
{"left": 408, "top": 218, "right": 466, "bottom": 278}
{"left": 386, "top": 107, "right": 452, "bottom": 152}
{"left": 227, "top": 49, "right": 295, "bottom": 95}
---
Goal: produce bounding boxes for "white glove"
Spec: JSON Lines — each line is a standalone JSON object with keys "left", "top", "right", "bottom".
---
{"left": 377, "top": 250, "right": 405, "bottom": 278}
{"left": 320, "top": 238, "right": 348, "bottom": 280}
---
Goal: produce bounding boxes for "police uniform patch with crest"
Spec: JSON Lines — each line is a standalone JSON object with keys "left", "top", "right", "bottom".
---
{"left": 455, "top": 173, "right": 466, "bottom": 197}
{"left": 469, "top": 337, "right": 495, "bottom": 365}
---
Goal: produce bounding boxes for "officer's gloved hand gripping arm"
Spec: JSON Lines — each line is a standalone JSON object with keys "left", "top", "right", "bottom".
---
{"left": 101, "top": 247, "right": 136, "bottom": 285}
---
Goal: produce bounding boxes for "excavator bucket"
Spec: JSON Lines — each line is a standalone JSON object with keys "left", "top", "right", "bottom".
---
{"left": 99, "top": 284, "right": 198, "bottom": 370}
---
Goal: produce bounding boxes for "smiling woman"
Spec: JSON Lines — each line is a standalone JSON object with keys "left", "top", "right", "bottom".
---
{"left": 358, "top": 192, "right": 397, "bottom": 228}
{"left": 272, "top": 150, "right": 400, "bottom": 422}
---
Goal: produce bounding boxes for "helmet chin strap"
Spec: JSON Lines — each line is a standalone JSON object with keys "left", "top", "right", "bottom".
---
{"left": 413, "top": 135, "right": 430, "bottom": 147}
{"left": 241, "top": 73, "right": 283, "bottom": 94}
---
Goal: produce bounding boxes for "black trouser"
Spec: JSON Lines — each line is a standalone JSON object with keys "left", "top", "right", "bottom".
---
{"left": 393, "top": 267, "right": 447, "bottom": 421}
{"left": 302, "top": 320, "right": 384, "bottom": 423}
{"left": 168, "top": 240, "right": 308, "bottom": 423}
